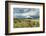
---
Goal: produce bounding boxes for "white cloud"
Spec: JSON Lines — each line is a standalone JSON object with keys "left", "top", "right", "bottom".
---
{"left": 13, "top": 8, "right": 39, "bottom": 18}
{"left": 21, "top": 10, "right": 38, "bottom": 16}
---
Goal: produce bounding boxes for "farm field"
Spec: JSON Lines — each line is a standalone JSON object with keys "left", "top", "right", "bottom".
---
{"left": 13, "top": 18, "right": 40, "bottom": 28}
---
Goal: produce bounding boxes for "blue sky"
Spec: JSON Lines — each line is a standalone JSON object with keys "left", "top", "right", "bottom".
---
{"left": 13, "top": 8, "right": 39, "bottom": 18}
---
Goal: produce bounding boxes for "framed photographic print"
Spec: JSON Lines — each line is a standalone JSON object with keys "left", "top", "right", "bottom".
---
{"left": 5, "top": 1, "right": 45, "bottom": 35}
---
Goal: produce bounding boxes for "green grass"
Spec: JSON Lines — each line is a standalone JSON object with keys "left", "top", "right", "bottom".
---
{"left": 13, "top": 18, "right": 40, "bottom": 28}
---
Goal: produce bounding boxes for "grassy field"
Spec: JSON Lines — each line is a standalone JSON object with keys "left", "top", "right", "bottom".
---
{"left": 13, "top": 18, "right": 40, "bottom": 28}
